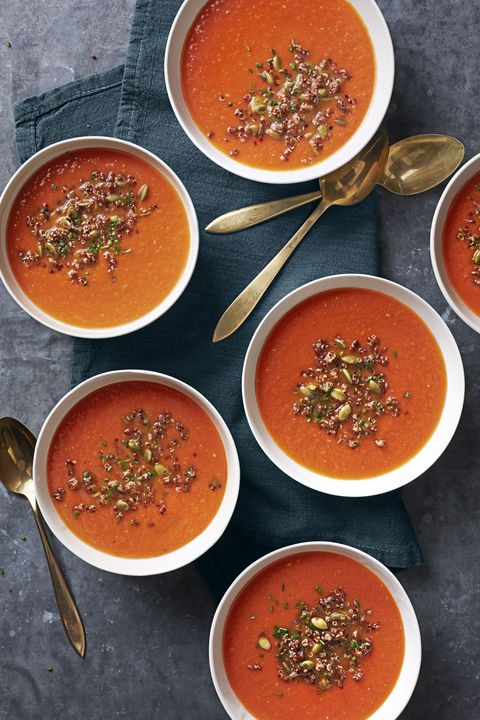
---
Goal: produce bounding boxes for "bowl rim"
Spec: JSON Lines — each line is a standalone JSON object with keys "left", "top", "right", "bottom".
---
{"left": 209, "top": 540, "right": 422, "bottom": 720}
{"left": 431, "top": 151, "right": 480, "bottom": 334}
{"left": 242, "top": 273, "right": 464, "bottom": 497}
{"left": 164, "top": 0, "right": 395, "bottom": 185}
{"left": 33, "top": 369, "right": 240, "bottom": 576}
{"left": 0, "top": 135, "right": 199, "bottom": 339}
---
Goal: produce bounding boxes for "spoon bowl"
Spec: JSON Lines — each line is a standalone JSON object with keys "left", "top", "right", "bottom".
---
{"left": 0, "top": 416, "right": 86, "bottom": 657}
{"left": 380, "top": 134, "right": 465, "bottom": 195}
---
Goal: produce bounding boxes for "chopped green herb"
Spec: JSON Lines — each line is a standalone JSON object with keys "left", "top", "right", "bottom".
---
{"left": 47, "top": 667, "right": 53, "bottom": 673}
{"left": 403, "top": 391, "right": 412, "bottom": 398}
{"left": 19, "top": 535, "right": 26, "bottom": 542}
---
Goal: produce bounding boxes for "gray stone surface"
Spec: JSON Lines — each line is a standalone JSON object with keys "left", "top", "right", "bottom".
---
{"left": 0, "top": 0, "right": 478, "bottom": 717}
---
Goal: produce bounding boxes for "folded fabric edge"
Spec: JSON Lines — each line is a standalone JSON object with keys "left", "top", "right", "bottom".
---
{"left": 13, "top": 65, "right": 125, "bottom": 163}
{"left": 233, "top": 527, "right": 422, "bottom": 568}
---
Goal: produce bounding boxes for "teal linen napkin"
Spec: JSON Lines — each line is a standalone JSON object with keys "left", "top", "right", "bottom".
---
{"left": 14, "top": 0, "right": 421, "bottom": 594}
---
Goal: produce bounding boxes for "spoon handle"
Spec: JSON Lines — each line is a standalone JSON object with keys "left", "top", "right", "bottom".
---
{"left": 32, "top": 506, "right": 86, "bottom": 657}
{"left": 205, "top": 190, "right": 323, "bottom": 234}
{"left": 213, "top": 199, "right": 330, "bottom": 341}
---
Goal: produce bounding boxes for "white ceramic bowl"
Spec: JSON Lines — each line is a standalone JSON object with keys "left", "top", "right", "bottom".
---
{"left": 431, "top": 152, "right": 480, "bottom": 334}
{"left": 33, "top": 370, "right": 240, "bottom": 575}
{"left": 0, "top": 136, "right": 199, "bottom": 338}
{"left": 210, "top": 541, "right": 421, "bottom": 720}
{"left": 165, "top": 0, "right": 394, "bottom": 185}
{"left": 243, "top": 274, "right": 464, "bottom": 497}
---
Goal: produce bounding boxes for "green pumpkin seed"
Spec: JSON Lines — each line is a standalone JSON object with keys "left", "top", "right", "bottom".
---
{"left": 331, "top": 388, "right": 346, "bottom": 402}
{"left": 250, "top": 96, "right": 267, "bottom": 113}
{"left": 299, "top": 385, "right": 313, "bottom": 399}
{"left": 138, "top": 184, "right": 149, "bottom": 201}
{"left": 342, "top": 368, "right": 353, "bottom": 384}
{"left": 317, "top": 124, "right": 328, "bottom": 139}
{"left": 337, "top": 403, "right": 351, "bottom": 421}
{"left": 115, "top": 499, "right": 129, "bottom": 511}
{"left": 257, "top": 636, "right": 271, "bottom": 651}
{"left": 45, "top": 242, "right": 57, "bottom": 257}
{"left": 342, "top": 355, "right": 359, "bottom": 364}
{"left": 127, "top": 439, "right": 139, "bottom": 451}
{"left": 143, "top": 448, "right": 152, "bottom": 462}
{"left": 473, "top": 249, "right": 480, "bottom": 265}
{"left": 334, "top": 337, "right": 346, "bottom": 350}
{"left": 259, "top": 70, "right": 274, "bottom": 84}
{"left": 330, "top": 612, "right": 347, "bottom": 621}
{"left": 311, "top": 642, "right": 323, "bottom": 655}
{"left": 266, "top": 128, "right": 283, "bottom": 139}
{"left": 335, "top": 118, "right": 347, "bottom": 127}
{"left": 155, "top": 463, "right": 169, "bottom": 477}
{"left": 299, "top": 660, "right": 315, "bottom": 669}
{"left": 368, "top": 379, "right": 381, "bottom": 394}
{"left": 107, "top": 194, "right": 122, "bottom": 202}
{"left": 311, "top": 617, "right": 328, "bottom": 630}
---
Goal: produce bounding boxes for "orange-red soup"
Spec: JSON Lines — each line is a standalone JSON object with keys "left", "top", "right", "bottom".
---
{"left": 223, "top": 551, "right": 405, "bottom": 720}
{"left": 8, "top": 148, "right": 190, "bottom": 328}
{"left": 182, "top": 0, "right": 375, "bottom": 170}
{"left": 47, "top": 381, "right": 227, "bottom": 558}
{"left": 443, "top": 171, "right": 480, "bottom": 315}
{"left": 256, "top": 288, "right": 446, "bottom": 479}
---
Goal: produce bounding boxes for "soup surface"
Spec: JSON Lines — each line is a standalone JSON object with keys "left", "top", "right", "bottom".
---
{"left": 181, "top": 0, "right": 375, "bottom": 170}
{"left": 223, "top": 551, "right": 405, "bottom": 720}
{"left": 8, "top": 148, "right": 190, "bottom": 328}
{"left": 443, "top": 171, "right": 480, "bottom": 315}
{"left": 47, "top": 381, "right": 227, "bottom": 558}
{"left": 256, "top": 288, "right": 446, "bottom": 479}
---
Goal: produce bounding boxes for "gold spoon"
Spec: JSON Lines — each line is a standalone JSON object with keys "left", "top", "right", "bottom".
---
{"left": 0, "top": 417, "right": 86, "bottom": 657}
{"left": 206, "top": 134, "right": 464, "bottom": 234}
{"left": 213, "top": 128, "right": 389, "bottom": 342}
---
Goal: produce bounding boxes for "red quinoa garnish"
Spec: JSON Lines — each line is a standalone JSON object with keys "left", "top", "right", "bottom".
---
{"left": 18, "top": 171, "right": 156, "bottom": 284}
{"left": 224, "top": 40, "right": 355, "bottom": 162}
{"left": 52, "top": 409, "right": 197, "bottom": 522}
{"left": 271, "top": 587, "right": 379, "bottom": 691}
{"left": 293, "top": 335, "right": 406, "bottom": 448}
{"left": 455, "top": 183, "right": 480, "bottom": 284}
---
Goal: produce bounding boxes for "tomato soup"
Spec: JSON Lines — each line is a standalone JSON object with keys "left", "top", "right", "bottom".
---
{"left": 47, "top": 381, "right": 227, "bottom": 558}
{"left": 443, "top": 171, "right": 480, "bottom": 314}
{"left": 256, "top": 288, "right": 446, "bottom": 479}
{"left": 8, "top": 148, "right": 190, "bottom": 328}
{"left": 223, "top": 551, "right": 405, "bottom": 720}
{"left": 181, "top": 0, "right": 376, "bottom": 171}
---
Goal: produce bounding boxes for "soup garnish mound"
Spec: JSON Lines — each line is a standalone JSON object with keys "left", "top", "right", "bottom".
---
{"left": 293, "top": 334, "right": 409, "bottom": 450}
{"left": 225, "top": 40, "right": 356, "bottom": 164}
{"left": 453, "top": 181, "right": 480, "bottom": 283}
{"left": 18, "top": 170, "right": 156, "bottom": 286}
{"left": 252, "top": 586, "right": 379, "bottom": 692}
{"left": 50, "top": 407, "right": 220, "bottom": 525}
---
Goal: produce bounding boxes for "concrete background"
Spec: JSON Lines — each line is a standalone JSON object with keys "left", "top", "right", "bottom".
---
{"left": 0, "top": 0, "right": 478, "bottom": 717}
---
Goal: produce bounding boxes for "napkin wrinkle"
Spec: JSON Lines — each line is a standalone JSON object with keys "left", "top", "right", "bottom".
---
{"left": 13, "top": 0, "right": 422, "bottom": 590}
